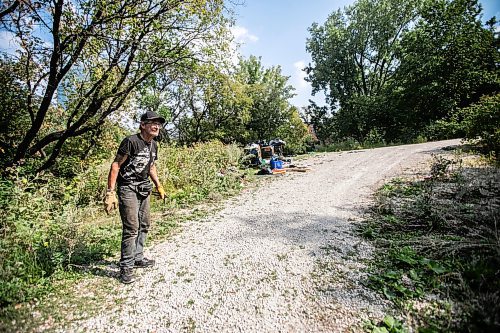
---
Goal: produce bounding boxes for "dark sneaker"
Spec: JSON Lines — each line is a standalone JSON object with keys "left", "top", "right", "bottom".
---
{"left": 120, "top": 267, "right": 136, "bottom": 284}
{"left": 134, "top": 258, "right": 155, "bottom": 268}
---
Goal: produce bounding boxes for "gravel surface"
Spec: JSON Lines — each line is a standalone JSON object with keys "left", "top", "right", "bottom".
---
{"left": 56, "top": 139, "right": 461, "bottom": 333}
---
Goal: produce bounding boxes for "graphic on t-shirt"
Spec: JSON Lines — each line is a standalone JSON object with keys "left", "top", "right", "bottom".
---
{"left": 121, "top": 147, "right": 151, "bottom": 180}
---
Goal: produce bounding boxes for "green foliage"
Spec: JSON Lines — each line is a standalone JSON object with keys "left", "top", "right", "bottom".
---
{"left": 424, "top": 93, "right": 500, "bottom": 158}
{"left": 363, "top": 128, "right": 387, "bottom": 148}
{"left": 307, "top": 0, "right": 419, "bottom": 105}
{"left": 359, "top": 152, "right": 500, "bottom": 331}
{"left": 303, "top": 102, "right": 336, "bottom": 144}
{"left": 274, "top": 106, "right": 313, "bottom": 154}
{"left": 389, "top": 0, "right": 500, "bottom": 143}
{"left": 0, "top": 140, "right": 243, "bottom": 310}
{"left": 314, "top": 133, "right": 388, "bottom": 152}
{"left": 421, "top": 119, "right": 463, "bottom": 142}
{"left": 366, "top": 246, "right": 449, "bottom": 301}
{"left": 0, "top": 57, "right": 31, "bottom": 167}
{"left": 51, "top": 121, "right": 131, "bottom": 179}
{"left": 315, "top": 138, "right": 363, "bottom": 152}
{"left": 237, "top": 56, "right": 297, "bottom": 142}
{"left": 365, "top": 315, "right": 408, "bottom": 333}
{"left": 0, "top": 166, "right": 118, "bottom": 308}
{"left": 2, "top": 0, "right": 232, "bottom": 171}
{"left": 306, "top": 0, "right": 420, "bottom": 142}
{"left": 155, "top": 141, "right": 243, "bottom": 207}
{"left": 173, "top": 63, "right": 253, "bottom": 144}
{"left": 164, "top": 56, "right": 310, "bottom": 151}
{"left": 305, "top": 0, "right": 499, "bottom": 145}
{"left": 143, "top": 55, "right": 309, "bottom": 149}
{"left": 458, "top": 93, "right": 500, "bottom": 159}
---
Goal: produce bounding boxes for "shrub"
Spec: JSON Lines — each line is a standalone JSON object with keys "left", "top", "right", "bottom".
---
{"left": 0, "top": 169, "right": 114, "bottom": 308}
{"left": 0, "top": 140, "right": 243, "bottom": 309}
{"left": 315, "top": 137, "right": 362, "bottom": 152}
{"left": 458, "top": 93, "right": 500, "bottom": 159}
{"left": 362, "top": 128, "right": 386, "bottom": 148}
{"left": 360, "top": 154, "right": 500, "bottom": 332}
{"left": 156, "top": 141, "right": 243, "bottom": 207}
{"left": 423, "top": 119, "right": 463, "bottom": 141}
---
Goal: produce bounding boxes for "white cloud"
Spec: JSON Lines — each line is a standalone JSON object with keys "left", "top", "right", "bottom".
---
{"left": 229, "top": 25, "right": 259, "bottom": 65}
{"left": 230, "top": 25, "right": 258, "bottom": 44}
{"left": 293, "top": 60, "right": 308, "bottom": 89}
{"left": 0, "top": 31, "right": 19, "bottom": 55}
{"left": 290, "top": 60, "right": 311, "bottom": 106}
{"left": 290, "top": 59, "right": 326, "bottom": 107}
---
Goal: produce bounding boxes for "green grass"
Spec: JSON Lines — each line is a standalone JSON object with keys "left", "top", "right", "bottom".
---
{"left": 358, "top": 151, "right": 500, "bottom": 332}
{"left": 0, "top": 140, "right": 246, "bottom": 329}
{"left": 314, "top": 135, "right": 395, "bottom": 153}
{"left": 364, "top": 315, "right": 408, "bottom": 333}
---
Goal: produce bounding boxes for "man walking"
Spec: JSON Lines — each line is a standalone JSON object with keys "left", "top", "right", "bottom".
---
{"left": 104, "top": 111, "right": 166, "bottom": 284}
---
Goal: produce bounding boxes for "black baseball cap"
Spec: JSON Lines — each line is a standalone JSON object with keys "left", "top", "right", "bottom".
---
{"left": 140, "top": 111, "right": 166, "bottom": 124}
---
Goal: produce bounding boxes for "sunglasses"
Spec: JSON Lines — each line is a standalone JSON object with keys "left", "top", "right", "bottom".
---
{"left": 145, "top": 121, "right": 163, "bottom": 127}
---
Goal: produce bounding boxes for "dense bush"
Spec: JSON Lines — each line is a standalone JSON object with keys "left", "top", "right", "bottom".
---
{"left": 0, "top": 57, "right": 32, "bottom": 167}
{"left": 426, "top": 93, "right": 500, "bottom": 159}
{"left": 0, "top": 141, "right": 243, "bottom": 308}
{"left": 157, "top": 141, "right": 243, "bottom": 206}
{"left": 314, "top": 131, "right": 389, "bottom": 153}
{"left": 0, "top": 166, "right": 116, "bottom": 308}
{"left": 459, "top": 93, "right": 500, "bottom": 159}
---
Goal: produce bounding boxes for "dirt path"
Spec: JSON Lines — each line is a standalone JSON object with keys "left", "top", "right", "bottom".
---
{"left": 55, "top": 139, "right": 461, "bottom": 333}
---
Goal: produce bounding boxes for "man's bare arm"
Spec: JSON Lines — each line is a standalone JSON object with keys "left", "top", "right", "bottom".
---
{"left": 107, "top": 154, "right": 128, "bottom": 191}
{"left": 149, "top": 163, "right": 161, "bottom": 189}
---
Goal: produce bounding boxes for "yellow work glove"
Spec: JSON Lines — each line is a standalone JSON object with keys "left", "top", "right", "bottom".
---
{"left": 104, "top": 190, "right": 118, "bottom": 214}
{"left": 157, "top": 185, "right": 166, "bottom": 200}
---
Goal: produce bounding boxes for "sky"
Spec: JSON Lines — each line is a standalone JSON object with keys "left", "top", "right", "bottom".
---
{"left": 1, "top": 0, "right": 498, "bottom": 108}
{"left": 231, "top": 0, "right": 500, "bottom": 108}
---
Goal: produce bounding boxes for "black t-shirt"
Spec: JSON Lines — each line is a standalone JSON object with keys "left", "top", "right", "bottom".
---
{"left": 116, "top": 134, "right": 158, "bottom": 185}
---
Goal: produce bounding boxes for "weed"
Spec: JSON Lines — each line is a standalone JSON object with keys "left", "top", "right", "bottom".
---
{"left": 365, "top": 315, "right": 408, "bottom": 333}
{"left": 184, "top": 317, "right": 196, "bottom": 333}
{"left": 429, "top": 155, "right": 453, "bottom": 179}
{"left": 0, "top": 141, "right": 245, "bottom": 324}
{"left": 208, "top": 303, "right": 218, "bottom": 315}
{"left": 358, "top": 149, "right": 500, "bottom": 331}
{"left": 276, "top": 253, "right": 288, "bottom": 261}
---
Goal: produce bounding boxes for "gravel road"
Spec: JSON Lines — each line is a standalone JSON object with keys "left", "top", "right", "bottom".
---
{"left": 58, "top": 139, "right": 461, "bottom": 333}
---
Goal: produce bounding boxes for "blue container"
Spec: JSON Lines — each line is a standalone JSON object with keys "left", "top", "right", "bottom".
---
{"left": 270, "top": 158, "right": 283, "bottom": 169}
{"left": 270, "top": 158, "right": 277, "bottom": 169}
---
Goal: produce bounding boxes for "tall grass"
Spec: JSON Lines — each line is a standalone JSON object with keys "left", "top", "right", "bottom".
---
{"left": 314, "top": 130, "right": 390, "bottom": 152}
{"left": 0, "top": 141, "right": 242, "bottom": 310}
{"left": 359, "top": 152, "right": 500, "bottom": 331}
{"left": 158, "top": 141, "right": 243, "bottom": 206}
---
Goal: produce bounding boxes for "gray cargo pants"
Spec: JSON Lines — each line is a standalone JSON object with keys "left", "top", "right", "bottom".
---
{"left": 117, "top": 184, "right": 151, "bottom": 268}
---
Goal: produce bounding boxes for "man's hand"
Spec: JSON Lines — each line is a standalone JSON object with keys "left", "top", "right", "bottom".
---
{"left": 157, "top": 185, "right": 166, "bottom": 200}
{"left": 104, "top": 191, "right": 118, "bottom": 214}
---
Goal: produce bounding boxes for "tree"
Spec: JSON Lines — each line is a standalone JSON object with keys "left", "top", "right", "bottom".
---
{"left": 172, "top": 63, "right": 252, "bottom": 144}
{"left": 274, "top": 106, "right": 311, "bottom": 154}
{"left": 166, "top": 55, "right": 308, "bottom": 148}
{"left": 0, "top": 56, "right": 31, "bottom": 165}
{"left": 306, "top": 0, "right": 420, "bottom": 107}
{"left": 236, "top": 55, "right": 296, "bottom": 141}
{"left": 305, "top": 0, "right": 421, "bottom": 141}
{"left": 164, "top": 56, "right": 303, "bottom": 147}
{"left": 303, "top": 102, "right": 335, "bottom": 144}
{"left": 458, "top": 93, "right": 500, "bottom": 158}
{"left": 394, "top": 0, "right": 500, "bottom": 134}
{"left": 1, "top": 0, "right": 231, "bottom": 171}
{"left": 305, "top": 0, "right": 498, "bottom": 143}
{"left": 0, "top": 0, "right": 19, "bottom": 20}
